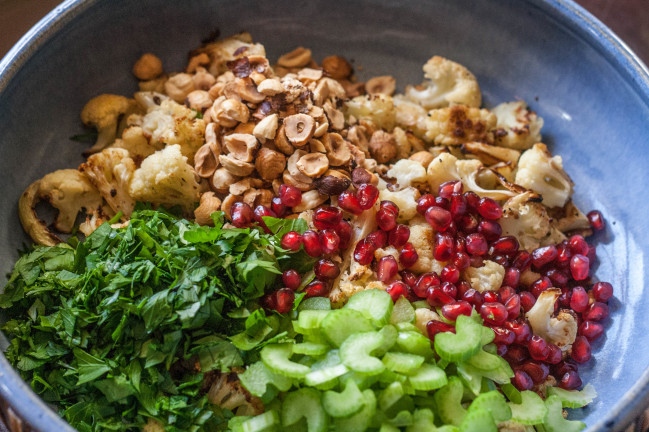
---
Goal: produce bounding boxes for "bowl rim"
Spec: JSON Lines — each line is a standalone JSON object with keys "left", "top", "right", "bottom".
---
{"left": 0, "top": 0, "right": 648, "bottom": 431}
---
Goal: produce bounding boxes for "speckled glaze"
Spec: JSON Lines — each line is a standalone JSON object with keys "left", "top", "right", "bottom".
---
{"left": 0, "top": 0, "right": 647, "bottom": 431}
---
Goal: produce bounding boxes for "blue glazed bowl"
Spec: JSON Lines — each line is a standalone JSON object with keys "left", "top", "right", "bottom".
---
{"left": 0, "top": 0, "right": 647, "bottom": 430}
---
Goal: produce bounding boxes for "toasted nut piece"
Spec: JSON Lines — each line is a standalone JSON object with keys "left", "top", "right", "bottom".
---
{"left": 230, "top": 178, "right": 253, "bottom": 195}
{"left": 219, "top": 154, "right": 255, "bottom": 176}
{"left": 321, "top": 55, "right": 352, "bottom": 79}
{"left": 224, "top": 134, "right": 259, "bottom": 162}
{"left": 314, "top": 174, "right": 351, "bottom": 196}
{"left": 369, "top": 130, "right": 397, "bottom": 163}
{"left": 253, "top": 113, "right": 279, "bottom": 140}
{"left": 133, "top": 53, "right": 163, "bottom": 80}
{"left": 186, "top": 53, "right": 210, "bottom": 73}
{"left": 256, "top": 148, "right": 286, "bottom": 180}
{"left": 274, "top": 124, "right": 295, "bottom": 155}
{"left": 346, "top": 125, "right": 370, "bottom": 155}
{"left": 192, "top": 67, "right": 217, "bottom": 90}
{"left": 293, "top": 190, "right": 328, "bottom": 212}
{"left": 194, "top": 192, "right": 222, "bottom": 226}
{"left": 257, "top": 78, "right": 283, "bottom": 96}
{"left": 205, "top": 122, "right": 220, "bottom": 146}
{"left": 235, "top": 78, "right": 266, "bottom": 103}
{"left": 186, "top": 90, "right": 213, "bottom": 111}
{"left": 194, "top": 143, "right": 220, "bottom": 178}
{"left": 208, "top": 81, "right": 226, "bottom": 99}
{"left": 215, "top": 98, "right": 250, "bottom": 127}
{"left": 409, "top": 151, "right": 435, "bottom": 168}
{"left": 322, "top": 133, "right": 352, "bottom": 166}
{"left": 366, "top": 75, "right": 396, "bottom": 96}
{"left": 298, "top": 68, "right": 323, "bottom": 81}
{"left": 165, "top": 73, "right": 195, "bottom": 103}
{"left": 308, "top": 138, "right": 327, "bottom": 153}
{"left": 323, "top": 101, "right": 345, "bottom": 130}
{"left": 248, "top": 55, "right": 271, "bottom": 76}
{"left": 234, "top": 122, "right": 256, "bottom": 135}
{"left": 283, "top": 171, "right": 314, "bottom": 191}
{"left": 277, "top": 47, "right": 312, "bottom": 68}
{"left": 221, "top": 194, "right": 243, "bottom": 220}
{"left": 284, "top": 114, "right": 316, "bottom": 146}
{"left": 313, "top": 78, "right": 347, "bottom": 106}
{"left": 243, "top": 188, "right": 273, "bottom": 208}
{"left": 313, "top": 119, "right": 329, "bottom": 137}
{"left": 287, "top": 150, "right": 313, "bottom": 183}
{"left": 138, "top": 76, "right": 167, "bottom": 93}
{"left": 297, "top": 153, "right": 329, "bottom": 177}
{"left": 211, "top": 167, "right": 239, "bottom": 193}
{"left": 340, "top": 80, "right": 366, "bottom": 98}
{"left": 352, "top": 166, "right": 378, "bottom": 187}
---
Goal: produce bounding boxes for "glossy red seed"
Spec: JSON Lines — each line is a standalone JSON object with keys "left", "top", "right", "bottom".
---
{"left": 587, "top": 245, "right": 597, "bottom": 263}
{"left": 505, "top": 321, "right": 532, "bottom": 345}
{"left": 441, "top": 301, "right": 473, "bottom": 321}
{"left": 440, "top": 265, "right": 460, "bottom": 284}
{"left": 434, "top": 232, "right": 455, "bottom": 261}
{"left": 253, "top": 205, "right": 277, "bottom": 233}
{"left": 415, "top": 273, "right": 441, "bottom": 298}
{"left": 519, "top": 361, "right": 549, "bottom": 384}
{"left": 492, "top": 236, "right": 520, "bottom": 255}
{"left": 366, "top": 230, "right": 388, "bottom": 249}
{"left": 531, "top": 245, "right": 558, "bottom": 269}
{"left": 497, "top": 344, "right": 509, "bottom": 357}
{"left": 434, "top": 196, "right": 450, "bottom": 209}
{"left": 314, "top": 259, "right": 340, "bottom": 280}
{"left": 313, "top": 206, "right": 343, "bottom": 230}
{"left": 450, "top": 193, "right": 467, "bottom": 219}
{"left": 271, "top": 197, "right": 287, "bottom": 217}
{"left": 399, "top": 242, "right": 419, "bottom": 268}
{"left": 416, "top": 194, "right": 436, "bottom": 215}
{"left": 546, "top": 269, "right": 569, "bottom": 287}
{"left": 478, "top": 197, "right": 502, "bottom": 220}
{"left": 570, "top": 254, "right": 590, "bottom": 280}
{"left": 557, "top": 243, "right": 572, "bottom": 266}
{"left": 558, "top": 289, "right": 572, "bottom": 308}
{"left": 478, "top": 220, "right": 502, "bottom": 241}
{"left": 462, "top": 288, "right": 484, "bottom": 309}
{"left": 279, "top": 184, "right": 302, "bottom": 207}
{"left": 386, "top": 280, "right": 408, "bottom": 302}
{"left": 337, "top": 191, "right": 363, "bottom": 215}
{"left": 587, "top": 210, "right": 605, "bottom": 231}
{"left": 491, "top": 255, "right": 510, "bottom": 268}
{"left": 388, "top": 224, "right": 410, "bottom": 248}
{"left": 570, "top": 286, "right": 589, "bottom": 313}
{"left": 559, "top": 370, "right": 582, "bottom": 390}
{"left": 275, "top": 288, "right": 295, "bottom": 314}
{"left": 376, "top": 208, "right": 398, "bottom": 231}
{"left": 456, "top": 280, "right": 471, "bottom": 296}
{"left": 426, "top": 286, "right": 455, "bottom": 307}
{"left": 356, "top": 183, "right": 379, "bottom": 210}
{"left": 493, "top": 327, "right": 516, "bottom": 345}
{"left": 528, "top": 335, "right": 550, "bottom": 361}
{"left": 438, "top": 180, "right": 461, "bottom": 199}
{"left": 452, "top": 252, "right": 470, "bottom": 271}
{"left": 464, "top": 191, "right": 480, "bottom": 211}
{"left": 230, "top": 202, "right": 254, "bottom": 228}
{"left": 520, "top": 291, "right": 536, "bottom": 312}
{"left": 302, "top": 230, "right": 323, "bottom": 257}
{"left": 281, "top": 231, "right": 302, "bottom": 251}
{"left": 426, "top": 319, "right": 456, "bottom": 340}
{"left": 579, "top": 321, "right": 604, "bottom": 341}
{"left": 569, "top": 235, "right": 589, "bottom": 256}
{"left": 483, "top": 291, "right": 501, "bottom": 303}
{"left": 337, "top": 220, "right": 353, "bottom": 250}
{"left": 380, "top": 200, "right": 399, "bottom": 214}
{"left": 353, "top": 239, "right": 375, "bottom": 265}
{"left": 571, "top": 336, "right": 592, "bottom": 363}
{"left": 465, "top": 233, "right": 488, "bottom": 256}
{"left": 320, "top": 229, "right": 340, "bottom": 254}
{"left": 400, "top": 271, "right": 418, "bottom": 289}
{"left": 480, "top": 302, "right": 508, "bottom": 325}
{"left": 305, "top": 280, "right": 329, "bottom": 298}
{"left": 282, "top": 269, "right": 301, "bottom": 291}
{"left": 503, "top": 268, "right": 521, "bottom": 288}
{"left": 531, "top": 277, "right": 552, "bottom": 298}
{"left": 505, "top": 294, "right": 521, "bottom": 319}
{"left": 425, "top": 206, "right": 453, "bottom": 231}
{"left": 512, "top": 251, "right": 532, "bottom": 271}
{"left": 552, "top": 359, "right": 578, "bottom": 378}
{"left": 592, "top": 282, "right": 613, "bottom": 302}
{"left": 455, "top": 236, "right": 466, "bottom": 253}
{"left": 505, "top": 345, "right": 530, "bottom": 365}
{"left": 513, "top": 370, "right": 534, "bottom": 391}
{"left": 545, "top": 343, "right": 563, "bottom": 365}
{"left": 262, "top": 291, "right": 277, "bottom": 310}
{"left": 441, "top": 281, "right": 458, "bottom": 299}
{"left": 377, "top": 256, "right": 399, "bottom": 282}
{"left": 459, "top": 214, "right": 479, "bottom": 233}
{"left": 583, "top": 302, "right": 609, "bottom": 321}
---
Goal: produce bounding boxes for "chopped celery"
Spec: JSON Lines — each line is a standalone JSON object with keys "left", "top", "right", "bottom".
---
{"left": 379, "top": 424, "right": 400, "bottom": 432}
{"left": 281, "top": 388, "right": 328, "bottom": 432}
{"left": 295, "top": 310, "right": 330, "bottom": 336}
{"left": 383, "top": 352, "right": 425, "bottom": 373}
{"left": 434, "top": 315, "right": 482, "bottom": 362}
{"left": 408, "top": 363, "right": 448, "bottom": 391}
{"left": 433, "top": 376, "right": 467, "bottom": 426}
{"left": 386, "top": 410, "right": 414, "bottom": 427}
{"left": 323, "top": 379, "right": 364, "bottom": 418}
{"left": 541, "top": 395, "right": 586, "bottom": 432}
{"left": 299, "top": 296, "right": 331, "bottom": 311}
{"left": 459, "top": 407, "right": 497, "bottom": 432}
{"left": 378, "top": 369, "right": 408, "bottom": 385}
{"left": 240, "top": 410, "right": 280, "bottom": 432}
{"left": 292, "top": 342, "right": 329, "bottom": 356}
{"left": 261, "top": 344, "right": 310, "bottom": 379}
{"left": 456, "top": 363, "right": 483, "bottom": 396}
{"left": 547, "top": 383, "right": 597, "bottom": 408}
{"left": 340, "top": 331, "right": 386, "bottom": 375}
{"left": 334, "top": 389, "right": 377, "bottom": 432}
{"left": 466, "top": 349, "right": 503, "bottom": 371}
{"left": 467, "top": 390, "right": 511, "bottom": 422}
{"left": 481, "top": 327, "right": 495, "bottom": 345}
{"left": 501, "top": 382, "right": 522, "bottom": 404}
{"left": 396, "top": 331, "right": 435, "bottom": 358}
{"left": 509, "top": 390, "right": 548, "bottom": 425}
{"left": 239, "top": 361, "right": 294, "bottom": 397}
{"left": 405, "top": 409, "right": 436, "bottom": 432}
{"left": 395, "top": 322, "right": 420, "bottom": 333}
{"left": 375, "top": 324, "right": 398, "bottom": 356}
{"left": 390, "top": 296, "right": 416, "bottom": 324}
{"left": 379, "top": 381, "right": 405, "bottom": 412}
{"left": 322, "top": 308, "right": 373, "bottom": 346}
{"left": 304, "top": 363, "right": 348, "bottom": 387}
{"left": 344, "top": 288, "right": 393, "bottom": 327}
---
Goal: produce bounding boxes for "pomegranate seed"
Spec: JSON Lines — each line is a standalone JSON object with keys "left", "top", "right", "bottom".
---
{"left": 587, "top": 245, "right": 597, "bottom": 263}
{"left": 459, "top": 214, "right": 479, "bottom": 233}
{"left": 437, "top": 180, "right": 461, "bottom": 198}
{"left": 427, "top": 286, "right": 455, "bottom": 307}
{"left": 557, "top": 242, "right": 571, "bottom": 265}
{"left": 545, "top": 344, "right": 563, "bottom": 364}
{"left": 440, "top": 265, "right": 460, "bottom": 284}
{"left": 503, "top": 268, "right": 520, "bottom": 288}
{"left": 553, "top": 359, "right": 578, "bottom": 378}
{"left": 519, "top": 361, "right": 549, "bottom": 384}
{"left": 477, "top": 197, "right": 502, "bottom": 220}
{"left": 253, "top": 205, "right": 277, "bottom": 233}
{"left": 279, "top": 184, "right": 302, "bottom": 207}
{"left": 505, "top": 294, "right": 521, "bottom": 319}
{"left": 441, "top": 281, "right": 458, "bottom": 299}
{"left": 399, "top": 243, "right": 419, "bottom": 268}
{"left": 434, "top": 232, "right": 455, "bottom": 261}
{"left": 505, "top": 321, "right": 532, "bottom": 344}
{"left": 528, "top": 335, "right": 550, "bottom": 361}
{"left": 320, "top": 229, "right": 340, "bottom": 254}
{"left": 513, "top": 370, "right": 534, "bottom": 391}
{"left": 386, "top": 280, "right": 408, "bottom": 302}
{"left": 356, "top": 183, "right": 379, "bottom": 210}
{"left": 512, "top": 251, "right": 532, "bottom": 271}
{"left": 262, "top": 291, "right": 277, "bottom": 310}
{"left": 230, "top": 202, "right": 253, "bottom": 228}
{"left": 337, "top": 191, "right": 363, "bottom": 215}
{"left": 497, "top": 344, "right": 509, "bottom": 357}
{"left": 271, "top": 197, "right": 287, "bottom": 217}
{"left": 570, "top": 286, "right": 589, "bottom": 313}
{"left": 592, "top": 282, "right": 613, "bottom": 302}
{"left": 558, "top": 289, "right": 572, "bottom": 308}
{"left": 313, "top": 206, "right": 343, "bottom": 230}
{"left": 571, "top": 336, "right": 592, "bottom": 363}
{"left": 531, "top": 245, "right": 558, "bottom": 269}
{"left": 457, "top": 280, "right": 470, "bottom": 296}
{"left": 337, "top": 220, "right": 352, "bottom": 250}
{"left": 388, "top": 225, "right": 410, "bottom": 248}
{"left": 305, "top": 280, "right": 329, "bottom": 298}
{"left": 275, "top": 288, "right": 295, "bottom": 314}
{"left": 441, "top": 301, "right": 472, "bottom": 321}
{"left": 570, "top": 254, "right": 590, "bottom": 280}
{"left": 587, "top": 210, "right": 605, "bottom": 231}
{"left": 478, "top": 220, "right": 502, "bottom": 241}
{"left": 493, "top": 327, "right": 516, "bottom": 345}
{"left": 455, "top": 236, "right": 467, "bottom": 253}
{"left": 483, "top": 291, "right": 501, "bottom": 303}
{"left": 380, "top": 200, "right": 400, "bottom": 214}
{"left": 470, "top": 255, "right": 484, "bottom": 269}
{"left": 435, "top": 196, "right": 450, "bottom": 209}
{"left": 376, "top": 208, "right": 398, "bottom": 231}
{"left": 491, "top": 255, "right": 509, "bottom": 268}
{"left": 579, "top": 321, "right": 604, "bottom": 341}
{"left": 546, "top": 269, "right": 569, "bottom": 287}
{"left": 415, "top": 273, "right": 441, "bottom": 298}
{"left": 366, "top": 230, "right": 388, "bottom": 249}
{"left": 450, "top": 193, "right": 467, "bottom": 219}
{"left": 505, "top": 345, "right": 529, "bottom": 365}
{"left": 480, "top": 302, "right": 508, "bottom": 325}
{"left": 520, "top": 291, "right": 536, "bottom": 311}
{"left": 400, "top": 271, "right": 418, "bottom": 289}
{"left": 425, "top": 206, "right": 452, "bottom": 231}
{"left": 302, "top": 230, "right": 323, "bottom": 257}
{"left": 282, "top": 269, "right": 301, "bottom": 290}
{"left": 465, "top": 233, "right": 488, "bottom": 256}
{"left": 559, "top": 370, "right": 582, "bottom": 390}
{"left": 377, "top": 256, "right": 399, "bottom": 282}
{"left": 492, "top": 236, "right": 520, "bottom": 255}
{"left": 416, "top": 194, "right": 436, "bottom": 215}
{"left": 462, "top": 288, "right": 484, "bottom": 309}
{"left": 452, "top": 252, "right": 470, "bottom": 271}
{"left": 531, "top": 277, "right": 552, "bottom": 298}
{"left": 569, "top": 235, "right": 589, "bottom": 256}
{"left": 464, "top": 191, "right": 480, "bottom": 211}
{"left": 281, "top": 231, "right": 302, "bottom": 251}
{"left": 426, "top": 320, "right": 455, "bottom": 340}
{"left": 583, "top": 302, "right": 609, "bottom": 321}
{"left": 353, "top": 239, "right": 375, "bottom": 265}
{"left": 314, "top": 259, "right": 340, "bottom": 280}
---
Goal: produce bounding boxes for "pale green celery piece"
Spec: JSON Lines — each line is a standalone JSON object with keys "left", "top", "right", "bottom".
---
{"left": 322, "top": 308, "right": 373, "bottom": 347}
{"left": 240, "top": 410, "right": 280, "bottom": 432}
{"left": 459, "top": 407, "right": 497, "bottom": 432}
{"left": 508, "top": 390, "right": 548, "bottom": 425}
{"left": 390, "top": 296, "right": 416, "bottom": 325}
{"left": 334, "top": 389, "right": 377, "bottom": 432}
{"left": 340, "top": 331, "right": 386, "bottom": 375}
{"left": 382, "top": 351, "right": 425, "bottom": 374}
{"left": 396, "top": 331, "right": 435, "bottom": 358}
{"left": 379, "top": 381, "right": 405, "bottom": 412}
{"left": 405, "top": 409, "right": 436, "bottom": 432}
{"left": 467, "top": 390, "right": 512, "bottom": 423}
{"left": 541, "top": 395, "right": 586, "bottom": 432}
{"left": 433, "top": 376, "right": 467, "bottom": 426}
{"left": 239, "top": 361, "right": 293, "bottom": 397}
{"left": 281, "top": 388, "right": 328, "bottom": 432}
{"left": 344, "top": 288, "right": 394, "bottom": 327}
{"left": 547, "top": 383, "right": 597, "bottom": 408}
{"left": 322, "top": 379, "right": 365, "bottom": 418}
{"left": 408, "top": 363, "right": 448, "bottom": 391}
{"left": 260, "top": 344, "right": 310, "bottom": 379}
{"left": 375, "top": 325, "right": 398, "bottom": 357}
{"left": 298, "top": 296, "right": 332, "bottom": 311}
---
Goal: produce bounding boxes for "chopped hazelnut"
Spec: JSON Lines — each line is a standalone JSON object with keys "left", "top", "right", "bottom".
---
{"left": 277, "top": 47, "right": 312, "bottom": 68}
{"left": 309, "top": 138, "right": 327, "bottom": 153}
{"left": 186, "top": 90, "right": 213, "bottom": 111}
{"left": 283, "top": 114, "right": 316, "bottom": 146}
{"left": 409, "top": 151, "right": 435, "bottom": 168}
{"left": 297, "top": 153, "right": 329, "bottom": 177}
{"left": 365, "top": 75, "right": 396, "bottom": 96}
{"left": 321, "top": 55, "right": 352, "bottom": 79}
{"left": 257, "top": 78, "right": 283, "bottom": 96}
{"left": 255, "top": 148, "right": 286, "bottom": 180}
{"left": 273, "top": 124, "right": 296, "bottom": 155}
{"left": 211, "top": 168, "right": 239, "bottom": 194}
{"left": 312, "top": 78, "right": 347, "bottom": 106}
{"left": 223, "top": 133, "right": 259, "bottom": 162}
{"left": 194, "top": 143, "right": 220, "bottom": 178}
{"left": 323, "top": 101, "right": 345, "bottom": 130}
{"left": 219, "top": 154, "right": 256, "bottom": 176}
{"left": 322, "top": 133, "right": 352, "bottom": 166}
{"left": 314, "top": 173, "right": 351, "bottom": 196}
{"left": 132, "top": 53, "right": 163, "bottom": 81}
{"left": 283, "top": 171, "right": 314, "bottom": 191}
{"left": 293, "top": 190, "right": 328, "bottom": 212}
{"left": 165, "top": 73, "right": 196, "bottom": 103}
{"left": 369, "top": 130, "right": 397, "bottom": 163}
{"left": 253, "top": 113, "right": 279, "bottom": 140}
{"left": 221, "top": 194, "right": 243, "bottom": 220}
{"left": 298, "top": 68, "right": 324, "bottom": 82}
{"left": 194, "top": 192, "right": 222, "bottom": 226}
{"left": 214, "top": 98, "right": 250, "bottom": 127}
{"left": 186, "top": 53, "right": 210, "bottom": 73}
{"left": 192, "top": 67, "right": 217, "bottom": 90}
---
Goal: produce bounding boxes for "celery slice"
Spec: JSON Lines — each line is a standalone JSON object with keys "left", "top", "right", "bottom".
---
{"left": 379, "top": 424, "right": 400, "bottom": 432}
{"left": 509, "top": 390, "right": 548, "bottom": 425}
{"left": 323, "top": 379, "right": 364, "bottom": 418}
{"left": 541, "top": 395, "right": 586, "bottom": 432}
{"left": 405, "top": 409, "right": 436, "bottom": 432}
{"left": 408, "top": 363, "right": 448, "bottom": 391}
{"left": 292, "top": 342, "right": 329, "bottom": 356}
{"left": 322, "top": 308, "right": 373, "bottom": 347}
{"left": 547, "top": 383, "right": 597, "bottom": 408}
{"left": 375, "top": 324, "right": 398, "bottom": 356}
{"left": 340, "top": 331, "right": 385, "bottom": 375}
{"left": 456, "top": 362, "right": 483, "bottom": 396}
{"left": 281, "top": 388, "right": 328, "bottom": 432}
{"left": 395, "top": 322, "right": 420, "bottom": 333}
{"left": 501, "top": 382, "right": 522, "bottom": 404}
{"left": 433, "top": 376, "right": 467, "bottom": 426}
{"left": 299, "top": 296, "right": 332, "bottom": 311}
{"left": 334, "top": 389, "right": 377, "bottom": 432}
{"left": 296, "top": 310, "right": 330, "bottom": 332}
{"left": 261, "top": 344, "right": 310, "bottom": 379}
{"left": 459, "top": 407, "right": 497, "bottom": 432}
{"left": 466, "top": 349, "right": 503, "bottom": 371}
{"left": 239, "top": 361, "right": 294, "bottom": 397}
{"left": 467, "top": 390, "right": 512, "bottom": 423}
{"left": 344, "top": 288, "right": 393, "bottom": 327}
{"left": 383, "top": 352, "right": 425, "bottom": 373}
{"left": 390, "top": 296, "right": 416, "bottom": 324}
{"left": 240, "top": 410, "right": 280, "bottom": 432}
{"left": 379, "top": 381, "right": 405, "bottom": 412}
{"left": 396, "top": 331, "right": 435, "bottom": 358}
{"left": 304, "top": 363, "right": 348, "bottom": 387}
{"left": 434, "top": 315, "right": 482, "bottom": 362}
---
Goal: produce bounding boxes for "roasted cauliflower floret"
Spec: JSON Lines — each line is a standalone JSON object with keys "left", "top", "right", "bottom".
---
{"left": 405, "top": 56, "right": 481, "bottom": 109}
{"left": 550, "top": 200, "right": 591, "bottom": 235}
{"left": 424, "top": 105, "right": 496, "bottom": 145}
{"left": 207, "top": 371, "right": 264, "bottom": 416}
{"left": 515, "top": 143, "right": 573, "bottom": 208}
{"left": 129, "top": 144, "right": 200, "bottom": 210}
{"left": 111, "top": 126, "right": 159, "bottom": 163}
{"left": 492, "top": 101, "right": 543, "bottom": 150}
{"left": 463, "top": 260, "right": 505, "bottom": 293}
{"left": 343, "top": 94, "right": 396, "bottom": 131}
{"left": 407, "top": 218, "right": 445, "bottom": 275}
{"left": 386, "top": 159, "right": 427, "bottom": 189}
{"left": 140, "top": 100, "right": 206, "bottom": 163}
{"left": 80, "top": 94, "right": 138, "bottom": 155}
{"left": 192, "top": 32, "right": 266, "bottom": 76}
{"left": 80, "top": 148, "right": 137, "bottom": 217}
{"left": 394, "top": 95, "right": 429, "bottom": 138}
{"left": 526, "top": 288, "right": 578, "bottom": 351}
{"left": 378, "top": 183, "right": 420, "bottom": 222}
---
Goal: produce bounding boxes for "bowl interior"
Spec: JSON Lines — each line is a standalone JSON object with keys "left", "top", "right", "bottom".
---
{"left": 0, "top": 0, "right": 648, "bottom": 430}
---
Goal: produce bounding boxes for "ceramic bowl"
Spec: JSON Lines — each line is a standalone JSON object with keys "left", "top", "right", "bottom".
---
{"left": 0, "top": 0, "right": 648, "bottom": 430}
